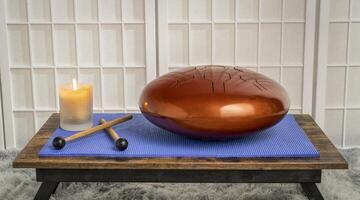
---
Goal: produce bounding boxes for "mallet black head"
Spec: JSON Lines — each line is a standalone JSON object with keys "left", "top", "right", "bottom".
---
{"left": 53, "top": 137, "right": 66, "bottom": 150}
{"left": 115, "top": 138, "right": 128, "bottom": 151}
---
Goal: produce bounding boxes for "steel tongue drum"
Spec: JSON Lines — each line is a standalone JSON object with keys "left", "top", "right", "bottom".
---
{"left": 139, "top": 65, "right": 290, "bottom": 140}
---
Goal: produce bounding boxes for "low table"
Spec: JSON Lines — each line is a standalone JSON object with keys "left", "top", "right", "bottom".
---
{"left": 13, "top": 114, "right": 348, "bottom": 200}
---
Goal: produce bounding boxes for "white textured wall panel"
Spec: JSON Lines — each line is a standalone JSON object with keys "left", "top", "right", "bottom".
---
{"left": 0, "top": 0, "right": 156, "bottom": 148}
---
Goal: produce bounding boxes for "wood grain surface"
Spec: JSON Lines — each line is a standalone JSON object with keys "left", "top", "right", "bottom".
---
{"left": 12, "top": 114, "right": 348, "bottom": 170}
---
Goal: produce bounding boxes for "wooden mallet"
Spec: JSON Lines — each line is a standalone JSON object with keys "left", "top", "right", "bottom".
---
{"left": 52, "top": 114, "right": 133, "bottom": 150}
{"left": 99, "top": 118, "right": 128, "bottom": 151}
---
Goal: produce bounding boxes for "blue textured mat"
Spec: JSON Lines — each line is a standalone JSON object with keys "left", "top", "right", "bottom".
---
{"left": 39, "top": 113, "right": 320, "bottom": 158}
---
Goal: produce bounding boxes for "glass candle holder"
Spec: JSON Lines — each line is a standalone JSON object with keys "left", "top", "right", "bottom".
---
{"left": 59, "top": 79, "right": 93, "bottom": 131}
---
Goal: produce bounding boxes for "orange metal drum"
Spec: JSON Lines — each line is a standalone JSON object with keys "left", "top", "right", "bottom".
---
{"left": 139, "top": 65, "right": 290, "bottom": 140}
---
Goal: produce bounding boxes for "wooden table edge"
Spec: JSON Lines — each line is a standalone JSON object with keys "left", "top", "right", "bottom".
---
{"left": 12, "top": 161, "right": 348, "bottom": 170}
{"left": 12, "top": 113, "right": 349, "bottom": 170}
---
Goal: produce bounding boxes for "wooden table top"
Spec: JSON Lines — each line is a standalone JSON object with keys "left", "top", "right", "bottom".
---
{"left": 13, "top": 114, "right": 348, "bottom": 170}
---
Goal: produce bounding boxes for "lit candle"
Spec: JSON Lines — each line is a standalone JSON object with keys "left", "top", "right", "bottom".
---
{"left": 59, "top": 78, "right": 93, "bottom": 131}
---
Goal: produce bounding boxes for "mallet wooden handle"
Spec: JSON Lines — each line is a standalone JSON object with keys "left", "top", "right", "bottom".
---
{"left": 100, "top": 118, "right": 120, "bottom": 141}
{"left": 99, "top": 118, "right": 129, "bottom": 151}
{"left": 65, "top": 114, "right": 133, "bottom": 142}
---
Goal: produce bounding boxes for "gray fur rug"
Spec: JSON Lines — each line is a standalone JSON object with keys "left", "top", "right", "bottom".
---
{"left": 1, "top": 148, "right": 359, "bottom": 200}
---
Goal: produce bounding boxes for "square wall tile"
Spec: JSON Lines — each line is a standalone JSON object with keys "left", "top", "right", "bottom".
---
{"left": 168, "top": 0, "right": 188, "bottom": 21}
{"left": 324, "top": 109, "right": 344, "bottom": 147}
{"left": 214, "top": 24, "right": 235, "bottom": 64}
{"left": 169, "top": 25, "right": 188, "bottom": 66}
{"left": 326, "top": 67, "right": 346, "bottom": 107}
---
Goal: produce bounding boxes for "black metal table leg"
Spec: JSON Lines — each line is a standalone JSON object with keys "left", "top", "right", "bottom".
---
{"left": 301, "top": 183, "right": 324, "bottom": 200}
{"left": 34, "top": 182, "right": 59, "bottom": 200}
{"left": 51, "top": 182, "right": 59, "bottom": 194}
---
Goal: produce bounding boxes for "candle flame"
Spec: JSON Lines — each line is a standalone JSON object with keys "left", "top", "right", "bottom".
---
{"left": 72, "top": 78, "right": 78, "bottom": 90}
